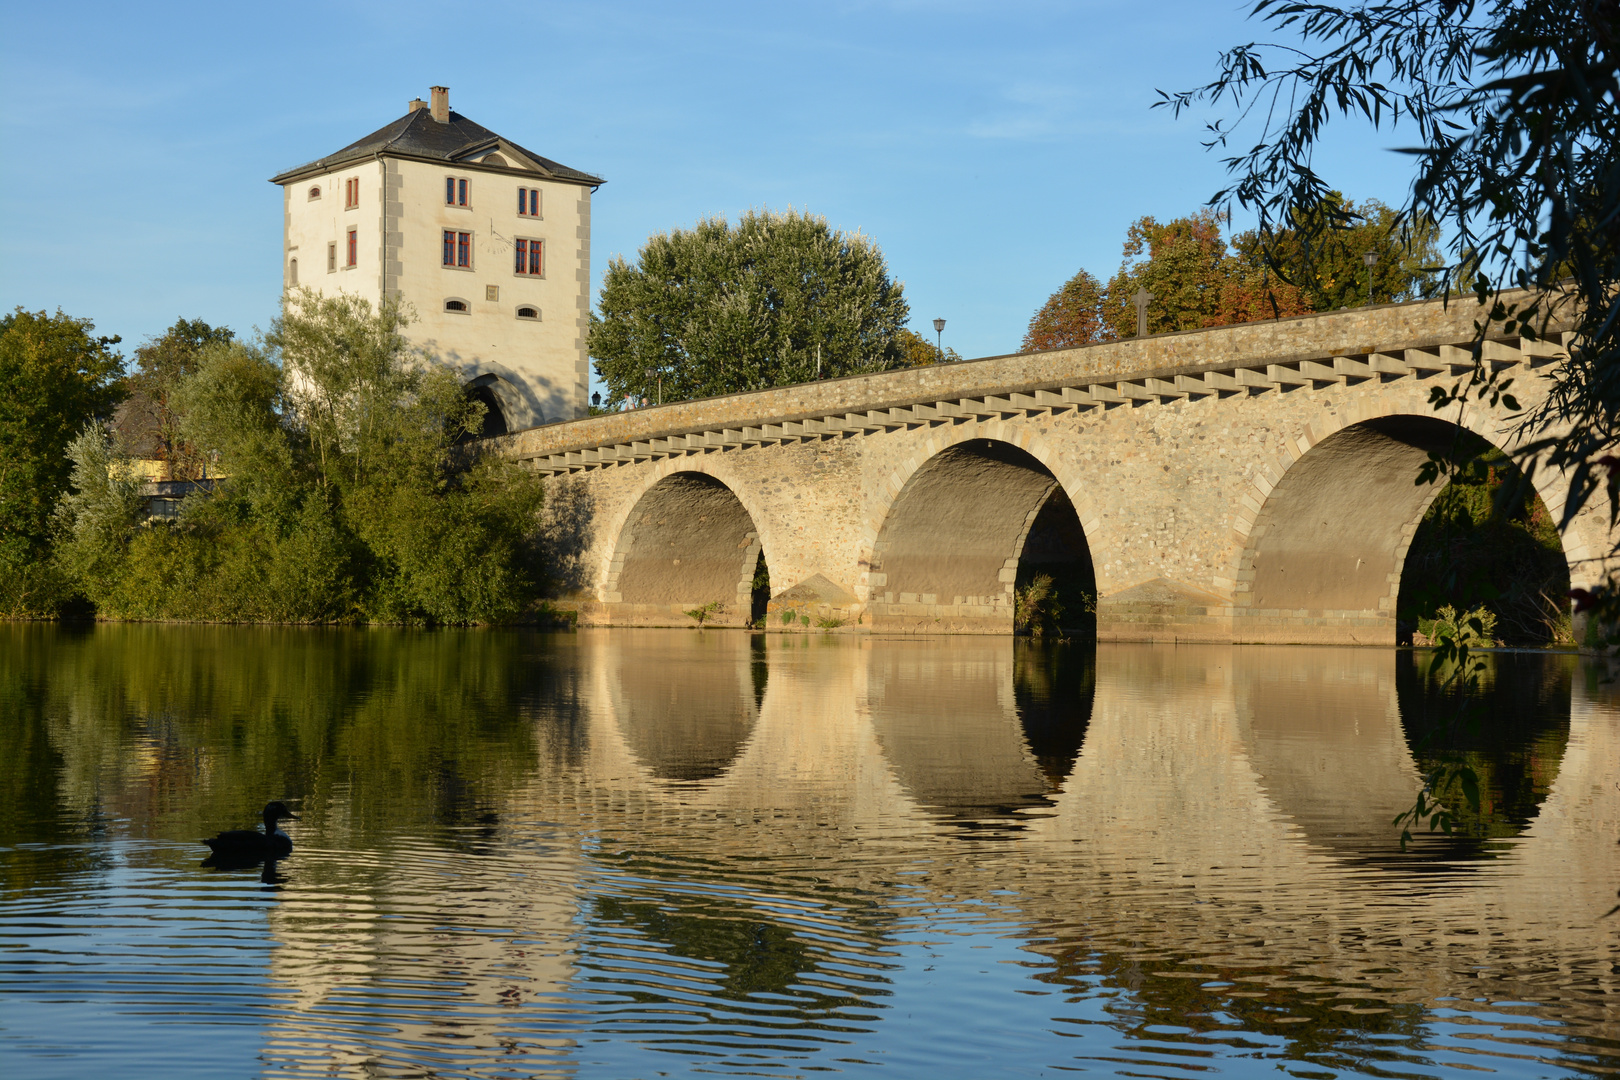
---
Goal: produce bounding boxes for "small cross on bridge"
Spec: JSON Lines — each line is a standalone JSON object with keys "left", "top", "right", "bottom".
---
{"left": 1133, "top": 288, "right": 1154, "bottom": 338}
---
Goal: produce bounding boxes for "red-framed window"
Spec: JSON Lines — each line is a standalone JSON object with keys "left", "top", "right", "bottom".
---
{"left": 514, "top": 238, "right": 543, "bottom": 276}
{"left": 443, "top": 230, "right": 471, "bottom": 268}
{"left": 346, "top": 228, "right": 357, "bottom": 267}
{"left": 344, "top": 177, "right": 359, "bottom": 209}
{"left": 445, "top": 176, "right": 469, "bottom": 207}
{"left": 518, "top": 187, "right": 540, "bottom": 217}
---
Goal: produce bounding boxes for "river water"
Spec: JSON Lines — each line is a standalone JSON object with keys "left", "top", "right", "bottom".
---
{"left": 1, "top": 625, "right": 1616, "bottom": 1079}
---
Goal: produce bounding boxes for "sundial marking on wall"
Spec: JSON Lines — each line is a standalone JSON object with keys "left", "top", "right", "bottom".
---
{"left": 485, "top": 219, "right": 513, "bottom": 253}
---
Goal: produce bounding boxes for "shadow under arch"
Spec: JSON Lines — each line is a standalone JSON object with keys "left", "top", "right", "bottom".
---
{"left": 866, "top": 438, "right": 1097, "bottom": 633}
{"left": 1232, "top": 414, "right": 1575, "bottom": 645}
{"left": 601, "top": 471, "right": 765, "bottom": 628}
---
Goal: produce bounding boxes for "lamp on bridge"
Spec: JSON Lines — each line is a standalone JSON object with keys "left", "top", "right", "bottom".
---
{"left": 644, "top": 367, "right": 662, "bottom": 406}
{"left": 933, "top": 318, "right": 946, "bottom": 363}
{"left": 1364, "top": 250, "right": 1378, "bottom": 306}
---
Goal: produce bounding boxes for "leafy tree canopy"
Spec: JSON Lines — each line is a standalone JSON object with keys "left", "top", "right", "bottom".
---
{"left": 1105, "top": 209, "right": 1315, "bottom": 337}
{"left": 590, "top": 209, "right": 911, "bottom": 404}
{"left": 1021, "top": 209, "right": 1316, "bottom": 351}
{"left": 124, "top": 317, "right": 236, "bottom": 480}
{"left": 1230, "top": 193, "right": 1444, "bottom": 311}
{"left": 894, "top": 327, "right": 963, "bottom": 367}
{"left": 1022, "top": 269, "right": 1111, "bottom": 352}
{"left": 0, "top": 308, "right": 123, "bottom": 612}
{"left": 52, "top": 289, "right": 548, "bottom": 625}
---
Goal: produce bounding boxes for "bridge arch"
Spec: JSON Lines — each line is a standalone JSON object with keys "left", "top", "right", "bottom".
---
{"left": 860, "top": 423, "right": 1102, "bottom": 632}
{"left": 1228, "top": 398, "right": 1588, "bottom": 644}
{"left": 599, "top": 461, "right": 773, "bottom": 627}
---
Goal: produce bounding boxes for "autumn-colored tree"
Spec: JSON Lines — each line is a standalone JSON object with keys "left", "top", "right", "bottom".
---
{"left": 1021, "top": 268, "right": 1113, "bottom": 352}
{"left": 894, "top": 327, "right": 962, "bottom": 367}
{"left": 1103, "top": 209, "right": 1313, "bottom": 338}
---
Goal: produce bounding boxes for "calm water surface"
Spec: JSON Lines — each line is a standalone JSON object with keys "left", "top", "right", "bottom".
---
{"left": 1, "top": 626, "right": 1617, "bottom": 1079}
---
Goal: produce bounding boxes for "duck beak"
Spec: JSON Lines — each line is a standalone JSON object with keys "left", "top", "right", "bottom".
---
{"left": 284, "top": 811, "right": 299, "bottom": 820}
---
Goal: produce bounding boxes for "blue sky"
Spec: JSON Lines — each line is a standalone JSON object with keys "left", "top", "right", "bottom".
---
{"left": 0, "top": 0, "right": 1414, "bottom": 377}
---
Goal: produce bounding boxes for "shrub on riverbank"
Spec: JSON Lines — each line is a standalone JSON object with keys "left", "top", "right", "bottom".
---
{"left": 52, "top": 290, "right": 548, "bottom": 625}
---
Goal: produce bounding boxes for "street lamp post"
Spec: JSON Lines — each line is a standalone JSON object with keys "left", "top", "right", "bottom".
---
{"left": 644, "top": 367, "right": 662, "bottom": 406}
{"left": 933, "top": 317, "right": 946, "bottom": 363}
{"left": 1364, "top": 250, "right": 1378, "bottom": 306}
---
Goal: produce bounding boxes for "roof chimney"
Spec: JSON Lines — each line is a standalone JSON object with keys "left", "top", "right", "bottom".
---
{"left": 407, "top": 97, "right": 428, "bottom": 114}
{"left": 429, "top": 86, "right": 449, "bottom": 124}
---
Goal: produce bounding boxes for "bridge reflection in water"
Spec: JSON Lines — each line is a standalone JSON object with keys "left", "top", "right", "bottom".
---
{"left": 244, "top": 633, "right": 1618, "bottom": 1077}
{"left": 2, "top": 627, "right": 1616, "bottom": 1078}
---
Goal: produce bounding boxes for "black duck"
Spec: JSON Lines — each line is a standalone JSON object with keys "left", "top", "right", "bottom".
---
{"left": 202, "top": 801, "right": 298, "bottom": 861}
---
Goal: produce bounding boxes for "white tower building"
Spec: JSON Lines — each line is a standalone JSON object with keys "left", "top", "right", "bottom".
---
{"left": 270, "top": 87, "right": 601, "bottom": 433}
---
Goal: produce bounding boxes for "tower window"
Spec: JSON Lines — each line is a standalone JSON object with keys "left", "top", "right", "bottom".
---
{"left": 445, "top": 176, "right": 469, "bottom": 207}
{"left": 327, "top": 242, "right": 336, "bottom": 272}
{"left": 307, "top": 185, "right": 321, "bottom": 200}
{"left": 346, "top": 228, "right": 358, "bottom": 268}
{"left": 344, "top": 177, "right": 359, "bottom": 209}
{"left": 288, "top": 258, "right": 298, "bottom": 285}
{"left": 442, "top": 230, "right": 472, "bottom": 268}
{"left": 518, "top": 187, "right": 541, "bottom": 217}
{"left": 445, "top": 299, "right": 469, "bottom": 313}
{"left": 515, "top": 306, "right": 539, "bottom": 320}
{"left": 514, "top": 238, "right": 543, "bottom": 276}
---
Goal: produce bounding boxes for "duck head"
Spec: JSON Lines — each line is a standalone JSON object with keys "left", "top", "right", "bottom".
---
{"left": 262, "top": 801, "right": 299, "bottom": 831}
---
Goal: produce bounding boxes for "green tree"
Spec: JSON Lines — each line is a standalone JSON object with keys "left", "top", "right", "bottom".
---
{"left": 52, "top": 289, "right": 550, "bottom": 625}
{"left": 1230, "top": 194, "right": 1444, "bottom": 311}
{"left": 589, "top": 209, "right": 911, "bottom": 403}
{"left": 1022, "top": 268, "right": 1113, "bottom": 352}
{"left": 0, "top": 309, "right": 124, "bottom": 616}
{"left": 125, "top": 318, "right": 236, "bottom": 480}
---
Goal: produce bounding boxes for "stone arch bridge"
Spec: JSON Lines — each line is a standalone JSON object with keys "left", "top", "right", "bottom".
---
{"left": 503, "top": 297, "right": 1610, "bottom": 643}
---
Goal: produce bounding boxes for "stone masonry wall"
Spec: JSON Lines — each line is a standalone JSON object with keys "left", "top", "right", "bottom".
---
{"left": 519, "top": 294, "right": 1613, "bottom": 642}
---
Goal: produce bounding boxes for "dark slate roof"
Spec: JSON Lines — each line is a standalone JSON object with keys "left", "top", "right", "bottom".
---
{"left": 269, "top": 108, "right": 602, "bottom": 186}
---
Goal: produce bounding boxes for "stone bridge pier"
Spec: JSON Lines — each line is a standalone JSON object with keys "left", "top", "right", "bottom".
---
{"left": 507, "top": 295, "right": 1617, "bottom": 644}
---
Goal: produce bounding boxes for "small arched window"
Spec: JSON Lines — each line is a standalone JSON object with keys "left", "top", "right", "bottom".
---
{"left": 515, "top": 306, "right": 539, "bottom": 320}
{"left": 288, "top": 258, "right": 298, "bottom": 285}
{"left": 307, "top": 185, "right": 321, "bottom": 200}
{"left": 445, "top": 298, "right": 469, "bottom": 313}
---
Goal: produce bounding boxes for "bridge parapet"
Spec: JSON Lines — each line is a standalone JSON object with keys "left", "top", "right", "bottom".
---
{"left": 501, "top": 294, "right": 1571, "bottom": 477}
